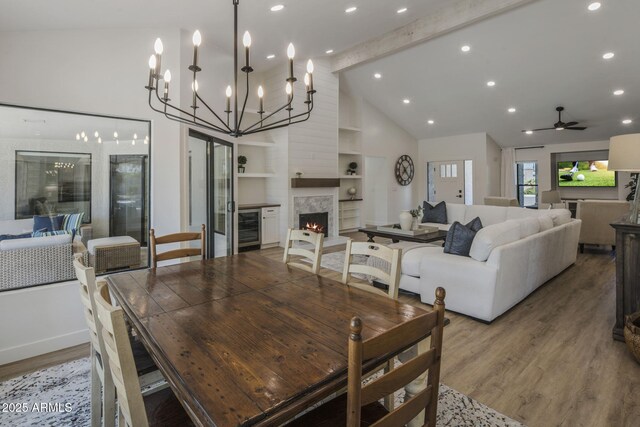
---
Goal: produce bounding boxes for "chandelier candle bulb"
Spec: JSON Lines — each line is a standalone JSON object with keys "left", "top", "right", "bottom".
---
{"left": 163, "top": 70, "right": 172, "bottom": 101}
{"left": 192, "top": 80, "right": 199, "bottom": 109}
{"left": 242, "top": 31, "right": 252, "bottom": 72}
{"left": 154, "top": 38, "right": 163, "bottom": 77}
{"left": 306, "top": 59, "right": 314, "bottom": 92}
{"left": 191, "top": 30, "right": 202, "bottom": 70}
{"left": 287, "top": 43, "right": 296, "bottom": 82}
{"left": 225, "top": 85, "right": 232, "bottom": 112}
{"left": 257, "top": 85, "right": 264, "bottom": 113}
{"left": 147, "top": 55, "right": 157, "bottom": 88}
{"left": 286, "top": 81, "right": 293, "bottom": 109}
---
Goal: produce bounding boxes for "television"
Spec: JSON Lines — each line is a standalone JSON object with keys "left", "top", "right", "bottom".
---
{"left": 557, "top": 160, "right": 616, "bottom": 187}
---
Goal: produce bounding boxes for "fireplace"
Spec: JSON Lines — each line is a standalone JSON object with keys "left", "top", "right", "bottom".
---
{"left": 299, "top": 212, "right": 329, "bottom": 237}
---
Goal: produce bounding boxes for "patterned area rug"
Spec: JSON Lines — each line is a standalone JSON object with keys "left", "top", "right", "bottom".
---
{"left": 0, "top": 358, "right": 524, "bottom": 426}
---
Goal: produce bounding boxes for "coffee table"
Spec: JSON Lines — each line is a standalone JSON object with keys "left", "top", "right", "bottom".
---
{"left": 358, "top": 226, "right": 448, "bottom": 244}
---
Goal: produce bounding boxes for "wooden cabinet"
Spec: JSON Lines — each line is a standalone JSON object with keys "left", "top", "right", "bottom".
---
{"left": 339, "top": 200, "right": 362, "bottom": 232}
{"left": 261, "top": 207, "right": 280, "bottom": 246}
{"left": 611, "top": 221, "right": 640, "bottom": 341}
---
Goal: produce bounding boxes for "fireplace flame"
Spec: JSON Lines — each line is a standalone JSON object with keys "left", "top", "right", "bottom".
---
{"left": 304, "top": 222, "right": 325, "bottom": 234}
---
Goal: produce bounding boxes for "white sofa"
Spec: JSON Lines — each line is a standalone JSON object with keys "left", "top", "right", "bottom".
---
{"left": 400, "top": 203, "right": 581, "bottom": 322}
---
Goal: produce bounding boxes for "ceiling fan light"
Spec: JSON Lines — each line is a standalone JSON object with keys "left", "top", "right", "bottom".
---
{"left": 525, "top": 130, "right": 533, "bottom": 135}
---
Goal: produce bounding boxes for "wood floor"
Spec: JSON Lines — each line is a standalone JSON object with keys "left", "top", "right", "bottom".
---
{"left": 2, "top": 233, "right": 638, "bottom": 426}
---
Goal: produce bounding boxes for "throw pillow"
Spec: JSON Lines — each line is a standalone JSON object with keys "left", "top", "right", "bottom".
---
{"left": 33, "top": 215, "right": 64, "bottom": 233}
{"left": 0, "top": 232, "right": 32, "bottom": 242}
{"left": 443, "top": 221, "right": 478, "bottom": 257}
{"left": 422, "top": 201, "right": 447, "bottom": 224}
{"left": 466, "top": 216, "right": 483, "bottom": 232}
{"left": 63, "top": 212, "right": 85, "bottom": 235}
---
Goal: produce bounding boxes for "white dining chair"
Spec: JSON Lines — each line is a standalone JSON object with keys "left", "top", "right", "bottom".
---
{"left": 283, "top": 228, "right": 324, "bottom": 274}
{"left": 342, "top": 240, "right": 402, "bottom": 300}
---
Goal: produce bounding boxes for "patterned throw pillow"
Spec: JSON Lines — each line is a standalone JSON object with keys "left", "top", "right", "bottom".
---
{"left": 32, "top": 229, "right": 73, "bottom": 238}
{"left": 63, "top": 213, "right": 85, "bottom": 235}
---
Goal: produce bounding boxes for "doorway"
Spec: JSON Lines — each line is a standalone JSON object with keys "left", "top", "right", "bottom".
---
{"left": 109, "top": 155, "right": 148, "bottom": 245}
{"left": 188, "top": 130, "right": 234, "bottom": 258}
{"left": 364, "top": 156, "right": 388, "bottom": 225}
{"left": 427, "top": 161, "right": 465, "bottom": 204}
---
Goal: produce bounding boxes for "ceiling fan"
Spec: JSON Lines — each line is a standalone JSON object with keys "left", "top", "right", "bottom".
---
{"left": 523, "top": 106, "right": 587, "bottom": 133}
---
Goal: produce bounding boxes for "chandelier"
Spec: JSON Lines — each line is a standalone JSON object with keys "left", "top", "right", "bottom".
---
{"left": 145, "top": 0, "right": 316, "bottom": 138}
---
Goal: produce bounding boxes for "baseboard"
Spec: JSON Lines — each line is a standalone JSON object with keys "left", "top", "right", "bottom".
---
{"left": 0, "top": 329, "right": 89, "bottom": 365}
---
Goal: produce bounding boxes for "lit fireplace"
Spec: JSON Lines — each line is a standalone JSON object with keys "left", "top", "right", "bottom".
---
{"left": 299, "top": 212, "right": 329, "bottom": 237}
{"left": 304, "top": 222, "right": 325, "bottom": 234}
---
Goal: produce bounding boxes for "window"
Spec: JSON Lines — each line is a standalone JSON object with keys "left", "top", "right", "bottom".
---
{"left": 517, "top": 162, "right": 538, "bottom": 208}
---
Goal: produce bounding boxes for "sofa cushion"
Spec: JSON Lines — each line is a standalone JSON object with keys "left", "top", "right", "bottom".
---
{"left": 401, "top": 245, "right": 440, "bottom": 277}
{"left": 422, "top": 201, "right": 447, "bottom": 224}
{"left": 0, "top": 234, "right": 72, "bottom": 251}
{"left": 469, "top": 220, "right": 521, "bottom": 262}
{"left": 0, "top": 232, "right": 32, "bottom": 242}
{"left": 33, "top": 215, "right": 65, "bottom": 232}
{"left": 505, "top": 207, "right": 543, "bottom": 220}
{"left": 444, "top": 221, "right": 478, "bottom": 257}
{"left": 464, "top": 205, "right": 508, "bottom": 226}
{"left": 88, "top": 236, "right": 139, "bottom": 254}
{"left": 445, "top": 203, "right": 466, "bottom": 224}
{"left": 514, "top": 217, "right": 540, "bottom": 238}
{"left": 547, "top": 209, "right": 572, "bottom": 226}
{"left": 538, "top": 215, "right": 554, "bottom": 231}
{"left": 0, "top": 219, "right": 34, "bottom": 235}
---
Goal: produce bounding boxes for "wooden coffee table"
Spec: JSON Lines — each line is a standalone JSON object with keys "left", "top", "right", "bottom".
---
{"left": 358, "top": 226, "right": 448, "bottom": 244}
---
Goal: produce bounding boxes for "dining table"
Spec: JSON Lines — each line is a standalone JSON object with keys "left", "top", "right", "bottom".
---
{"left": 106, "top": 252, "right": 432, "bottom": 427}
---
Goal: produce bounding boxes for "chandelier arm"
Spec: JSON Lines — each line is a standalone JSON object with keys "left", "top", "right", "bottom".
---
{"left": 241, "top": 97, "right": 295, "bottom": 133}
{"left": 154, "top": 88, "right": 229, "bottom": 132}
{"left": 237, "top": 71, "right": 250, "bottom": 132}
{"left": 242, "top": 102, "right": 314, "bottom": 135}
{"left": 195, "top": 93, "right": 233, "bottom": 132}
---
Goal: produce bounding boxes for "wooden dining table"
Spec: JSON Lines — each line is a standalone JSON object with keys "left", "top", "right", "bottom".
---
{"left": 106, "top": 252, "right": 431, "bottom": 427}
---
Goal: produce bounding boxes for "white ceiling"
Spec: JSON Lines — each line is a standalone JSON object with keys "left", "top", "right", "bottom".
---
{"left": 0, "top": 0, "right": 449, "bottom": 70}
{"left": 341, "top": 0, "right": 640, "bottom": 146}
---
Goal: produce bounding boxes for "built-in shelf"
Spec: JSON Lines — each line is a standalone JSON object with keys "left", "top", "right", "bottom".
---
{"left": 339, "top": 126, "right": 361, "bottom": 132}
{"left": 238, "top": 173, "right": 275, "bottom": 178}
{"left": 237, "top": 140, "right": 275, "bottom": 147}
{"left": 339, "top": 151, "right": 362, "bottom": 155}
{"left": 339, "top": 175, "right": 362, "bottom": 179}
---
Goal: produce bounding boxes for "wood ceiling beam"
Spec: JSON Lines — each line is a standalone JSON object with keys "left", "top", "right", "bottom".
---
{"left": 331, "top": 0, "right": 541, "bottom": 73}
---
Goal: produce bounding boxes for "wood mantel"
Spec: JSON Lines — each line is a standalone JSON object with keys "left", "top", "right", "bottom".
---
{"left": 291, "top": 178, "right": 340, "bottom": 188}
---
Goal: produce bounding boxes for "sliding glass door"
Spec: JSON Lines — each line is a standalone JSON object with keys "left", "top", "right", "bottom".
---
{"left": 188, "top": 130, "right": 233, "bottom": 258}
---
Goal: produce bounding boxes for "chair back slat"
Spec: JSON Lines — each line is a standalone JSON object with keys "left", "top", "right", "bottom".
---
{"left": 283, "top": 228, "right": 324, "bottom": 274}
{"left": 150, "top": 224, "right": 206, "bottom": 268}
{"left": 363, "top": 312, "right": 438, "bottom": 360}
{"left": 73, "top": 257, "right": 105, "bottom": 357}
{"left": 94, "top": 281, "right": 149, "bottom": 427}
{"left": 346, "top": 288, "right": 446, "bottom": 427}
{"left": 342, "top": 240, "right": 402, "bottom": 300}
{"left": 361, "top": 348, "right": 436, "bottom": 406}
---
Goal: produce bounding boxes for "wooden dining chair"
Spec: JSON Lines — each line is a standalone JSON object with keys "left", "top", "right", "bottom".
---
{"left": 288, "top": 287, "right": 446, "bottom": 427}
{"left": 149, "top": 224, "right": 206, "bottom": 268}
{"left": 342, "top": 240, "right": 402, "bottom": 300}
{"left": 93, "top": 281, "right": 194, "bottom": 427}
{"left": 74, "top": 257, "right": 165, "bottom": 427}
{"left": 283, "top": 228, "right": 324, "bottom": 274}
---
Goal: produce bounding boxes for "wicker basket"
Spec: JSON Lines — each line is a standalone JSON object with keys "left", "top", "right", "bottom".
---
{"left": 624, "top": 311, "right": 640, "bottom": 364}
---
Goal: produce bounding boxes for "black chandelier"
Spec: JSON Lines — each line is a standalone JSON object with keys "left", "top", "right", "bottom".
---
{"left": 145, "top": 0, "right": 316, "bottom": 138}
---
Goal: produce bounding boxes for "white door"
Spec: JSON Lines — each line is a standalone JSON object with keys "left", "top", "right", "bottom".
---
{"left": 364, "top": 156, "right": 388, "bottom": 225}
{"left": 429, "top": 161, "right": 465, "bottom": 204}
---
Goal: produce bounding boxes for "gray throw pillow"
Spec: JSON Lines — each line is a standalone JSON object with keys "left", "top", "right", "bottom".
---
{"left": 466, "top": 216, "right": 483, "bottom": 232}
{"left": 422, "top": 201, "right": 447, "bottom": 224}
{"left": 443, "top": 221, "right": 478, "bottom": 257}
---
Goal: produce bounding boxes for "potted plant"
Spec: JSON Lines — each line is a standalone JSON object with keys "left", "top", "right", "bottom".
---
{"left": 238, "top": 155, "right": 247, "bottom": 173}
{"left": 409, "top": 205, "right": 423, "bottom": 230}
{"left": 347, "top": 161, "right": 358, "bottom": 176}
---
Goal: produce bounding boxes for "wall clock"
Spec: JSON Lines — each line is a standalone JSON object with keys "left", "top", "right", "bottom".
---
{"left": 395, "top": 155, "right": 414, "bottom": 186}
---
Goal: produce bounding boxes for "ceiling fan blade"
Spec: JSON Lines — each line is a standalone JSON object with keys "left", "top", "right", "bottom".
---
{"left": 527, "top": 127, "right": 556, "bottom": 132}
{"left": 566, "top": 127, "right": 587, "bottom": 130}
{"left": 564, "top": 121, "right": 579, "bottom": 127}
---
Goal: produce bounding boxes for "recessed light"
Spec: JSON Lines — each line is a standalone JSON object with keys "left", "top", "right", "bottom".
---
{"left": 266, "top": 54, "right": 275, "bottom": 59}
{"left": 487, "top": 81, "right": 496, "bottom": 87}
{"left": 325, "top": 49, "right": 334, "bottom": 54}
{"left": 588, "top": 2, "right": 601, "bottom": 12}
{"left": 508, "top": 107, "right": 517, "bottom": 113}
{"left": 525, "top": 130, "right": 533, "bottom": 135}
{"left": 614, "top": 89, "right": 625, "bottom": 96}
{"left": 622, "top": 119, "right": 633, "bottom": 125}
{"left": 461, "top": 45, "right": 471, "bottom": 53}
{"left": 427, "top": 120, "right": 435, "bottom": 125}
{"left": 397, "top": 7, "right": 407, "bottom": 14}
{"left": 603, "top": 52, "right": 615, "bottom": 60}
{"left": 270, "top": 4, "right": 284, "bottom": 12}
{"left": 373, "top": 73, "right": 382, "bottom": 79}
{"left": 403, "top": 99, "right": 411, "bottom": 104}
{"left": 345, "top": 6, "right": 357, "bottom": 13}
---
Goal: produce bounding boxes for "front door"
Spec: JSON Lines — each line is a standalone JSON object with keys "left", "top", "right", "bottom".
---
{"left": 428, "top": 161, "right": 465, "bottom": 204}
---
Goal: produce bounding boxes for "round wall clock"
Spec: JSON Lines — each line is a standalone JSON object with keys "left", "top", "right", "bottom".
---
{"left": 395, "top": 155, "right": 415, "bottom": 186}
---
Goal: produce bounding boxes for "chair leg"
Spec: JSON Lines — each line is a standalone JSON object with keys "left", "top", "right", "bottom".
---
{"left": 103, "top": 369, "right": 116, "bottom": 427}
{"left": 90, "top": 354, "right": 101, "bottom": 427}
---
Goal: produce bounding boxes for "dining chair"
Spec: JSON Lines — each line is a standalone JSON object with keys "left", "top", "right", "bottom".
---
{"left": 73, "top": 257, "right": 164, "bottom": 427}
{"left": 149, "top": 224, "right": 206, "bottom": 268}
{"left": 93, "top": 281, "right": 195, "bottom": 427}
{"left": 342, "top": 239, "right": 402, "bottom": 300}
{"left": 289, "top": 287, "right": 446, "bottom": 427}
{"left": 283, "top": 228, "right": 324, "bottom": 274}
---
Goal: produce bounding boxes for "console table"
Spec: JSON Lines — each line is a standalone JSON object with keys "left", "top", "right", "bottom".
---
{"left": 611, "top": 221, "right": 640, "bottom": 341}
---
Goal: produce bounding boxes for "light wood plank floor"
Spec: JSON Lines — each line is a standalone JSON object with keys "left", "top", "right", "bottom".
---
{"left": 2, "top": 233, "right": 638, "bottom": 427}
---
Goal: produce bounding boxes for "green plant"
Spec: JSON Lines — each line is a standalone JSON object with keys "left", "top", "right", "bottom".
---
{"left": 409, "top": 205, "right": 423, "bottom": 218}
{"left": 238, "top": 155, "right": 247, "bottom": 165}
{"left": 348, "top": 162, "right": 358, "bottom": 170}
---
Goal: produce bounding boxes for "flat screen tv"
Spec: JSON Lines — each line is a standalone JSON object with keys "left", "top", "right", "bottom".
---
{"left": 557, "top": 160, "right": 616, "bottom": 187}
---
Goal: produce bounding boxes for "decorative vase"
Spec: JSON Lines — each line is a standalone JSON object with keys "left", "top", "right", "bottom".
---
{"left": 399, "top": 211, "right": 413, "bottom": 231}
{"left": 411, "top": 217, "right": 419, "bottom": 231}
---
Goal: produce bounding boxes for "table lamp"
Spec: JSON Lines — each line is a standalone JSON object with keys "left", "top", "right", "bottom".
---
{"left": 541, "top": 190, "right": 562, "bottom": 209}
{"left": 609, "top": 133, "right": 640, "bottom": 223}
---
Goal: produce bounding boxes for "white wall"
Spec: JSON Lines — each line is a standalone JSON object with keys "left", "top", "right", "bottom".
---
{"left": 486, "top": 134, "right": 502, "bottom": 198}
{"left": 514, "top": 139, "right": 630, "bottom": 203}
{"left": 0, "top": 28, "right": 186, "bottom": 363}
{"left": 417, "top": 133, "right": 490, "bottom": 205}
{"left": 360, "top": 100, "right": 418, "bottom": 223}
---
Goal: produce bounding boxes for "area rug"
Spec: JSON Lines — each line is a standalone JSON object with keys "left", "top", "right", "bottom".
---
{"left": 0, "top": 358, "right": 525, "bottom": 426}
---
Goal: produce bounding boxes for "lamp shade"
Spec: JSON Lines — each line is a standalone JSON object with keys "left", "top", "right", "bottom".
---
{"left": 541, "top": 190, "right": 562, "bottom": 204}
{"left": 609, "top": 134, "right": 640, "bottom": 171}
